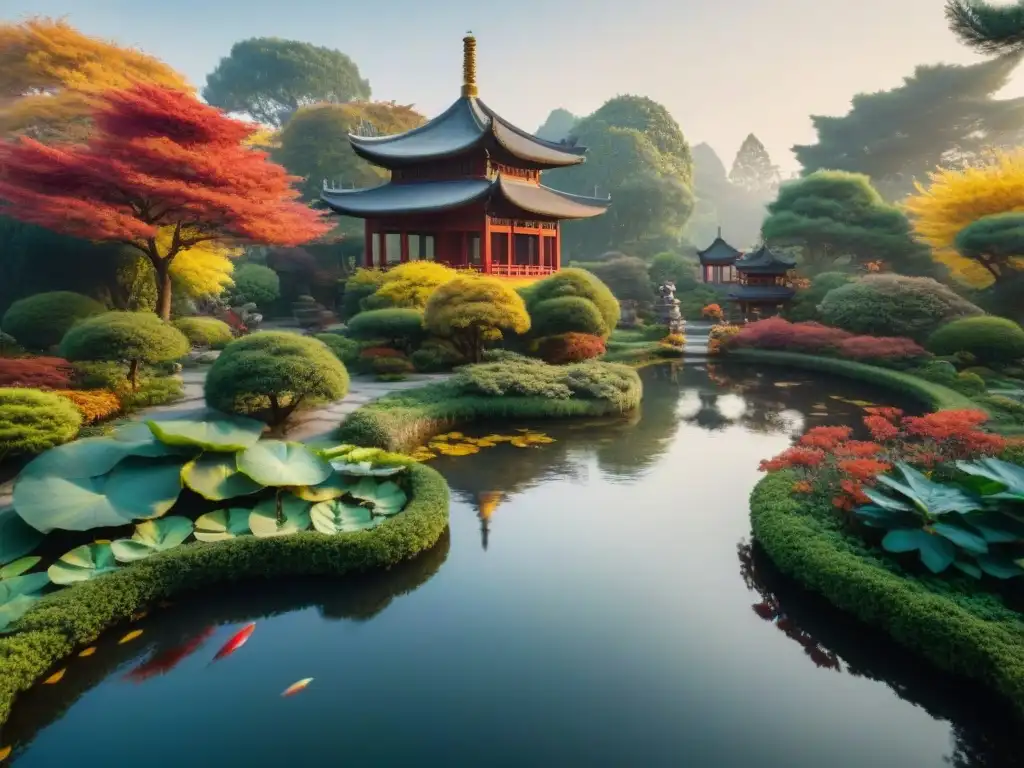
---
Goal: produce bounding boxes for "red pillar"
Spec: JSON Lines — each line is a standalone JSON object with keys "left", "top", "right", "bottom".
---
{"left": 379, "top": 227, "right": 387, "bottom": 267}
{"left": 460, "top": 231, "right": 468, "bottom": 267}
{"left": 364, "top": 221, "right": 373, "bottom": 268}
{"left": 483, "top": 216, "right": 492, "bottom": 275}
{"left": 400, "top": 229, "right": 409, "bottom": 263}
{"left": 554, "top": 226, "right": 561, "bottom": 271}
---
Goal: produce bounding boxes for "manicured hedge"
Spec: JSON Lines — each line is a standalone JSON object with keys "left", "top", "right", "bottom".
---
{"left": 750, "top": 470, "right": 1024, "bottom": 716}
{"left": 0, "top": 462, "right": 449, "bottom": 727}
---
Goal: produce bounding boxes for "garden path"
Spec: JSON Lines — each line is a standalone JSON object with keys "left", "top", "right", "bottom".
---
{"left": 683, "top": 321, "right": 711, "bottom": 356}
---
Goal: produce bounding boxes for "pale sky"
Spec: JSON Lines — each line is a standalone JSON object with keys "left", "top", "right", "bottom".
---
{"left": 4, "top": 0, "right": 1019, "bottom": 172}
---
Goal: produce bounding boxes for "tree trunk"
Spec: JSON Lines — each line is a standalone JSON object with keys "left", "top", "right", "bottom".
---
{"left": 154, "top": 260, "right": 173, "bottom": 321}
{"left": 128, "top": 359, "right": 140, "bottom": 391}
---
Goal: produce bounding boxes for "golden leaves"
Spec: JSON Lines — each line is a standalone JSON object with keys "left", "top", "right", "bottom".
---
{"left": 409, "top": 431, "right": 556, "bottom": 462}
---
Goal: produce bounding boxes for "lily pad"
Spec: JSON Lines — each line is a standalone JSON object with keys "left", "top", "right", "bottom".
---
{"left": 18, "top": 428, "right": 186, "bottom": 483}
{"left": 293, "top": 472, "right": 354, "bottom": 502}
{"left": 48, "top": 543, "right": 119, "bottom": 585}
{"left": 329, "top": 459, "right": 406, "bottom": 477}
{"left": 194, "top": 508, "right": 252, "bottom": 542}
{"left": 238, "top": 441, "right": 331, "bottom": 487}
{"left": 0, "top": 572, "right": 51, "bottom": 632}
{"left": 181, "top": 453, "right": 262, "bottom": 501}
{"left": 147, "top": 415, "right": 265, "bottom": 453}
{"left": 0, "top": 507, "right": 43, "bottom": 566}
{"left": 310, "top": 499, "right": 376, "bottom": 534}
{"left": 248, "top": 495, "right": 311, "bottom": 538}
{"left": 348, "top": 478, "right": 407, "bottom": 516}
{"left": 110, "top": 517, "right": 195, "bottom": 563}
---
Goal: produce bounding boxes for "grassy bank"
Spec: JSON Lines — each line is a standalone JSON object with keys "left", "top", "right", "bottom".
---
{"left": 0, "top": 462, "right": 449, "bottom": 727}
{"left": 750, "top": 470, "right": 1024, "bottom": 716}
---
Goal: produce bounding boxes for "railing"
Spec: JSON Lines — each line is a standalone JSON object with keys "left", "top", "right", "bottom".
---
{"left": 489, "top": 264, "right": 556, "bottom": 277}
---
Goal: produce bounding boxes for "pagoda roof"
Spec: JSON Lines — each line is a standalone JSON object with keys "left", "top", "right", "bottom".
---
{"left": 728, "top": 285, "right": 796, "bottom": 302}
{"left": 697, "top": 234, "right": 743, "bottom": 265}
{"left": 321, "top": 176, "right": 610, "bottom": 220}
{"left": 348, "top": 97, "right": 588, "bottom": 171}
{"left": 734, "top": 244, "right": 797, "bottom": 274}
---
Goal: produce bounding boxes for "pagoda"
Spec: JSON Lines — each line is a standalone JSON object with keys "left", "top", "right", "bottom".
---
{"left": 697, "top": 228, "right": 743, "bottom": 285}
{"left": 727, "top": 243, "right": 797, "bottom": 320}
{"left": 321, "top": 35, "right": 611, "bottom": 277}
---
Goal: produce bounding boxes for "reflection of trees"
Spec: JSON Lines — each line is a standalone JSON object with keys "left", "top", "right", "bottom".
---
{"left": 738, "top": 539, "right": 1021, "bottom": 766}
{"left": 0, "top": 532, "right": 450, "bottom": 755}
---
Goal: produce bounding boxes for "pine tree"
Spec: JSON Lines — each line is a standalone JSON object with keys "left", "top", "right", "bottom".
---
{"left": 729, "top": 134, "right": 779, "bottom": 193}
{"left": 946, "top": 0, "right": 1024, "bottom": 54}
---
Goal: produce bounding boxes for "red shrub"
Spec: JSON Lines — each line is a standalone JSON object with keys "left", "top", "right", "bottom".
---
{"left": 359, "top": 347, "right": 405, "bottom": 360}
{"left": 536, "top": 333, "right": 606, "bottom": 364}
{"left": 0, "top": 357, "right": 73, "bottom": 389}
{"left": 836, "top": 335, "right": 927, "bottom": 362}
{"left": 733, "top": 318, "right": 851, "bottom": 353}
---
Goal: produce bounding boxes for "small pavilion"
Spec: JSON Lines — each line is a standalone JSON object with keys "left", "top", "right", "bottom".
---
{"left": 321, "top": 34, "right": 611, "bottom": 277}
{"left": 727, "top": 243, "right": 797, "bottom": 320}
{"left": 697, "top": 229, "right": 743, "bottom": 285}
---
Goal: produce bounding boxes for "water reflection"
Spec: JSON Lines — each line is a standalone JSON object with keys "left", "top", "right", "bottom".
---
{"left": 737, "top": 539, "right": 1023, "bottom": 766}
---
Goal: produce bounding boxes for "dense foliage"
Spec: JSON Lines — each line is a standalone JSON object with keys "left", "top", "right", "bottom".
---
{"left": 339, "top": 269, "right": 388, "bottom": 320}
{"left": 59, "top": 312, "right": 190, "bottom": 389}
{"left": 0, "top": 388, "right": 82, "bottom": 457}
{"left": 314, "top": 332, "right": 360, "bottom": 365}
{"left": 535, "top": 333, "right": 607, "bottom": 364}
{"left": 204, "top": 331, "right": 349, "bottom": 424}
{"left": 53, "top": 389, "right": 121, "bottom": 424}
{"left": 345, "top": 308, "right": 425, "bottom": 352}
{"left": 173, "top": 317, "right": 234, "bottom": 349}
{"left": 0, "top": 358, "right": 73, "bottom": 390}
{"left": 230, "top": 263, "right": 281, "bottom": 309}
{"left": 2, "top": 292, "right": 106, "bottom": 351}
{"left": 926, "top": 316, "right": 1024, "bottom": 364}
{"left": 786, "top": 272, "right": 852, "bottom": 322}
{"left": 818, "top": 274, "right": 984, "bottom": 341}
{"left": 530, "top": 296, "right": 608, "bottom": 338}
{"left": 528, "top": 269, "right": 619, "bottom": 333}
{"left": 363, "top": 262, "right": 458, "bottom": 311}
{"left": 946, "top": 0, "right": 1024, "bottom": 55}
{"left": 423, "top": 275, "right": 530, "bottom": 362}
{"left": 584, "top": 256, "right": 655, "bottom": 306}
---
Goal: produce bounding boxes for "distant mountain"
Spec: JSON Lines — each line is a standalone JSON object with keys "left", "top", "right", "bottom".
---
{"left": 535, "top": 108, "right": 579, "bottom": 142}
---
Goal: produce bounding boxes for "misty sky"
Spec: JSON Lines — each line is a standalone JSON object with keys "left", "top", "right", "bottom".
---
{"left": 5, "top": 0, "right": 1019, "bottom": 172}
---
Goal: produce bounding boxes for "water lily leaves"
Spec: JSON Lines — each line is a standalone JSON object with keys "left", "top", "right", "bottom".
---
{"left": 20, "top": 432, "right": 180, "bottom": 482}
{"left": 0, "top": 571, "right": 50, "bottom": 632}
{"left": 0, "top": 507, "right": 43, "bottom": 566}
{"left": 194, "top": 509, "right": 252, "bottom": 542}
{"left": 293, "top": 472, "right": 354, "bottom": 502}
{"left": 238, "top": 441, "right": 331, "bottom": 487}
{"left": 181, "top": 453, "right": 262, "bottom": 501}
{"left": 310, "top": 499, "right": 376, "bottom": 534}
{"left": 876, "top": 462, "right": 981, "bottom": 516}
{"left": 249, "top": 495, "right": 311, "bottom": 538}
{"left": 110, "top": 517, "right": 195, "bottom": 563}
{"left": 146, "top": 415, "right": 265, "bottom": 453}
{"left": 882, "top": 529, "right": 956, "bottom": 573}
{"left": 48, "top": 542, "right": 118, "bottom": 585}
{"left": 329, "top": 459, "right": 406, "bottom": 477}
{"left": 348, "top": 478, "right": 407, "bottom": 516}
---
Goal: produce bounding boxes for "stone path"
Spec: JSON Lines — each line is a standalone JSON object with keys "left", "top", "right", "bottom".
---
{"left": 683, "top": 321, "right": 712, "bottom": 357}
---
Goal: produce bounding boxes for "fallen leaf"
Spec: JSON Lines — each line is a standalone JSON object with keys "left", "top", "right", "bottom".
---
{"left": 43, "top": 669, "right": 66, "bottom": 684}
{"left": 118, "top": 629, "right": 144, "bottom": 644}
{"left": 281, "top": 677, "right": 314, "bottom": 697}
{"left": 78, "top": 647, "right": 97, "bottom": 657}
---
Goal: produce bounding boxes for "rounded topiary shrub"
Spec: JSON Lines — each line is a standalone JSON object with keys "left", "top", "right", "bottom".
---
{"left": 536, "top": 333, "right": 607, "bottom": 364}
{"left": 531, "top": 296, "right": 609, "bottom": 338}
{"left": 528, "top": 268, "right": 620, "bottom": 332}
{"left": 230, "top": 264, "right": 281, "bottom": 309}
{"left": 2, "top": 291, "right": 106, "bottom": 351}
{"left": 927, "top": 316, "right": 1024, "bottom": 365}
{"left": 0, "top": 388, "right": 83, "bottom": 456}
{"left": 59, "top": 312, "right": 190, "bottom": 390}
{"left": 314, "top": 332, "right": 360, "bottom": 365}
{"left": 204, "top": 331, "right": 349, "bottom": 425}
{"left": 173, "top": 317, "right": 235, "bottom": 349}
{"left": 818, "top": 274, "right": 983, "bottom": 342}
{"left": 345, "top": 308, "right": 425, "bottom": 352}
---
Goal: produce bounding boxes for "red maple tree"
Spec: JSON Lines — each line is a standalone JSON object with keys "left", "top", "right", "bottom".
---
{"left": 0, "top": 84, "right": 330, "bottom": 319}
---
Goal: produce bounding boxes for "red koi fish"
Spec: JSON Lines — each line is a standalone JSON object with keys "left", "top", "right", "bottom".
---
{"left": 211, "top": 622, "right": 256, "bottom": 663}
{"left": 124, "top": 627, "right": 216, "bottom": 683}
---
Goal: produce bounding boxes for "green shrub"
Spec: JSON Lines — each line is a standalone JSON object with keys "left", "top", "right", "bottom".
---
{"left": 411, "top": 339, "right": 465, "bottom": 372}
{"left": 340, "top": 269, "right": 388, "bottom": 320}
{"left": 314, "top": 332, "right": 360, "bottom": 365}
{"left": 205, "top": 331, "right": 349, "bottom": 425}
{"left": 954, "top": 370, "right": 987, "bottom": 396}
{"left": 230, "top": 264, "right": 280, "bottom": 309}
{"left": 2, "top": 291, "right": 106, "bottom": 351}
{"left": 120, "top": 376, "right": 184, "bottom": 411}
{"left": 528, "top": 268, "right": 620, "bottom": 331}
{"left": 977, "top": 394, "right": 1024, "bottom": 421}
{"left": 531, "top": 296, "right": 608, "bottom": 338}
{"left": 172, "top": 317, "right": 234, "bottom": 349}
{"left": 345, "top": 308, "right": 425, "bottom": 352}
{"left": 585, "top": 256, "right": 655, "bottom": 306}
{"left": 59, "top": 312, "right": 190, "bottom": 390}
{"left": 786, "top": 272, "right": 852, "bottom": 322}
{"left": 0, "top": 388, "right": 82, "bottom": 456}
{"left": 0, "top": 332, "right": 22, "bottom": 358}
{"left": 818, "top": 274, "right": 984, "bottom": 341}
{"left": 372, "top": 356, "right": 415, "bottom": 377}
{"left": 927, "top": 316, "right": 1024, "bottom": 366}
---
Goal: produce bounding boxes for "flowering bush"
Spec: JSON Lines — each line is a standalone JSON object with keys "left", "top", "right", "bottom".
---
{"left": 0, "top": 357, "right": 74, "bottom": 389}
{"left": 707, "top": 323, "right": 742, "bottom": 354}
{"left": 535, "top": 333, "right": 606, "bottom": 364}
{"left": 835, "top": 335, "right": 928, "bottom": 363}
{"left": 702, "top": 303, "right": 724, "bottom": 321}
{"left": 728, "top": 317, "right": 928, "bottom": 364}
{"left": 53, "top": 389, "right": 121, "bottom": 423}
{"left": 358, "top": 347, "right": 406, "bottom": 360}
{"left": 760, "top": 408, "right": 1005, "bottom": 511}
{"left": 662, "top": 333, "right": 686, "bottom": 348}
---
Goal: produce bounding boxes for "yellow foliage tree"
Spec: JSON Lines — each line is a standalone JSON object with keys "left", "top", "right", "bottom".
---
{"left": 368, "top": 262, "right": 459, "bottom": 310}
{"left": 155, "top": 227, "right": 239, "bottom": 299}
{"left": 904, "top": 150, "right": 1024, "bottom": 288}
{"left": 0, "top": 18, "right": 191, "bottom": 142}
{"left": 424, "top": 274, "right": 531, "bottom": 362}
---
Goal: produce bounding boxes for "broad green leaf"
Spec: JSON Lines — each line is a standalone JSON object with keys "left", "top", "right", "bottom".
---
{"left": 348, "top": 479, "right": 407, "bottom": 516}
{"left": 182, "top": 453, "right": 262, "bottom": 501}
{"left": 962, "top": 510, "right": 1024, "bottom": 544}
{"left": 976, "top": 554, "right": 1024, "bottom": 579}
{"left": 0, "top": 557, "right": 41, "bottom": 580}
{"left": 953, "top": 561, "right": 983, "bottom": 579}
{"left": 882, "top": 528, "right": 927, "bottom": 553}
{"left": 0, "top": 507, "right": 43, "bottom": 566}
{"left": 293, "top": 472, "right": 354, "bottom": 502}
{"left": 861, "top": 487, "right": 914, "bottom": 513}
{"left": 329, "top": 460, "right": 406, "bottom": 478}
{"left": 147, "top": 415, "right": 265, "bottom": 452}
{"left": 310, "top": 499, "right": 376, "bottom": 534}
{"left": 957, "top": 458, "right": 1024, "bottom": 502}
{"left": 238, "top": 441, "right": 331, "bottom": 487}
{"left": 194, "top": 508, "right": 251, "bottom": 542}
{"left": 876, "top": 463, "right": 981, "bottom": 516}
{"left": 249, "top": 495, "right": 311, "bottom": 538}
{"left": 103, "top": 459, "right": 184, "bottom": 521}
{"left": 882, "top": 528, "right": 956, "bottom": 573}
{"left": 0, "top": 572, "right": 50, "bottom": 632}
{"left": 110, "top": 517, "right": 194, "bottom": 563}
{"left": 20, "top": 433, "right": 182, "bottom": 481}
{"left": 48, "top": 543, "right": 118, "bottom": 585}
{"left": 0, "top": 593, "right": 41, "bottom": 633}
{"left": 854, "top": 503, "right": 918, "bottom": 530}
{"left": 931, "top": 522, "right": 988, "bottom": 554}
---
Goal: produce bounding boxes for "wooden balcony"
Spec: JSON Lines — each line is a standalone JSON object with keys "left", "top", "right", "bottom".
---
{"left": 488, "top": 264, "right": 556, "bottom": 277}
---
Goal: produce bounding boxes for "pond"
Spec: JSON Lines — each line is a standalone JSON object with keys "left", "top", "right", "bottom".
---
{"left": 3, "top": 362, "right": 1020, "bottom": 767}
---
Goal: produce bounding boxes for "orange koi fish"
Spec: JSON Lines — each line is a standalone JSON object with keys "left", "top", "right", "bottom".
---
{"left": 211, "top": 622, "right": 256, "bottom": 662}
{"left": 281, "top": 678, "right": 313, "bottom": 697}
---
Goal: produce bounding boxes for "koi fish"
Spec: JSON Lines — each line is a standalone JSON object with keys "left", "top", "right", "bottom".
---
{"left": 78, "top": 647, "right": 97, "bottom": 658}
{"left": 212, "top": 622, "right": 256, "bottom": 662}
{"left": 124, "top": 627, "right": 215, "bottom": 682}
{"left": 0, "top": 745, "right": 10, "bottom": 761}
{"left": 43, "top": 668, "right": 65, "bottom": 684}
{"left": 281, "top": 678, "right": 313, "bottom": 697}
{"left": 118, "top": 629, "right": 144, "bottom": 645}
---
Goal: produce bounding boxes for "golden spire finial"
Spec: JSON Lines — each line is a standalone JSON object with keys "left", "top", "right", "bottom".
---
{"left": 462, "top": 32, "right": 478, "bottom": 98}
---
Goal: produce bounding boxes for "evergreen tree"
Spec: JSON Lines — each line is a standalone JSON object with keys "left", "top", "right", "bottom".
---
{"left": 794, "top": 55, "right": 1024, "bottom": 199}
{"left": 729, "top": 134, "right": 780, "bottom": 194}
{"left": 946, "top": 0, "right": 1024, "bottom": 54}
{"left": 535, "top": 108, "right": 579, "bottom": 142}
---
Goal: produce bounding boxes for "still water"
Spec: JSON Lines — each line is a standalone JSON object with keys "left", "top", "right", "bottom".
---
{"left": 3, "top": 363, "right": 1021, "bottom": 767}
